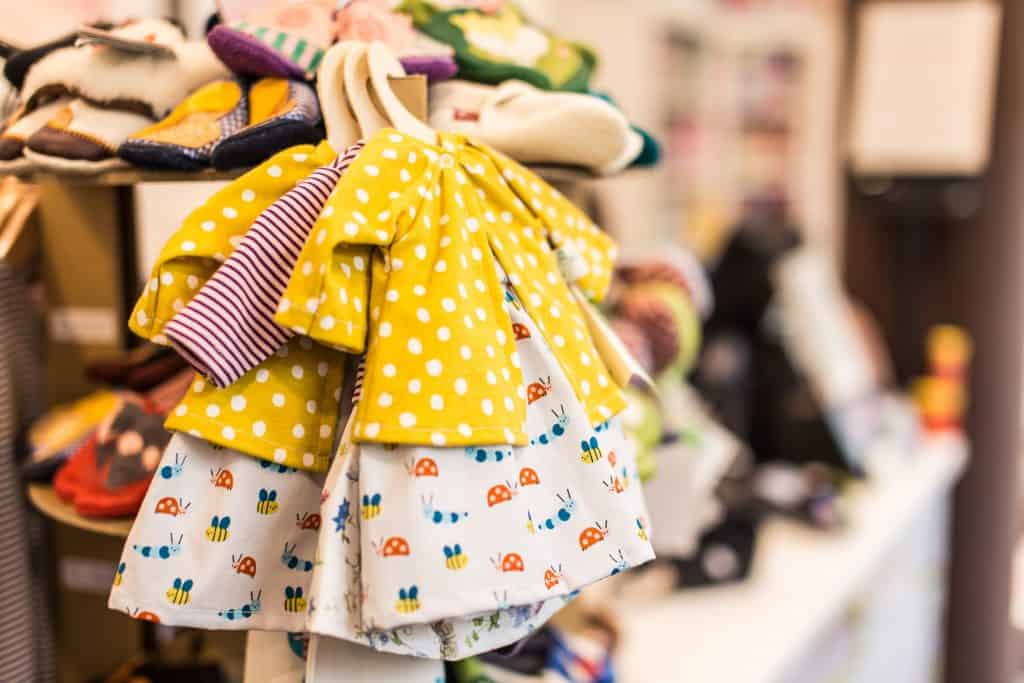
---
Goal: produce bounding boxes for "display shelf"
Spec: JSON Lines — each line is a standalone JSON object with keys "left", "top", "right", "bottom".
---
{"left": 27, "top": 484, "right": 133, "bottom": 538}
{"left": 17, "top": 163, "right": 600, "bottom": 187}
{"left": 616, "top": 435, "right": 968, "bottom": 683}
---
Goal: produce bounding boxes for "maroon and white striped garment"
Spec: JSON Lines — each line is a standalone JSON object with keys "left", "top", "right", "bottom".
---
{"left": 165, "top": 142, "right": 365, "bottom": 388}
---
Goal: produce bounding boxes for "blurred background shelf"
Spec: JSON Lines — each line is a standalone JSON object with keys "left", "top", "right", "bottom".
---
{"left": 617, "top": 436, "right": 967, "bottom": 683}
{"left": 27, "top": 484, "right": 133, "bottom": 538}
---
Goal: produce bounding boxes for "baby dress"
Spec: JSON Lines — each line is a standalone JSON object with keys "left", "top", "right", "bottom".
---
{"left": 305, "top": 273, "right": 653, "bottom": 659}
{"left": 111, "top": 128, "right": 656, "bottom": 662}
{"left": 111, "top": 145, "right": 359, "bottom": 627}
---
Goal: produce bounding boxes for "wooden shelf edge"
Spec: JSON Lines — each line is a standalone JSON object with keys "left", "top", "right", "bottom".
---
{"left": 27, "top": 483, "right": 133, "bottom": 538}
{"left": 11, "top": 163, "right": 615, "bottom": 187}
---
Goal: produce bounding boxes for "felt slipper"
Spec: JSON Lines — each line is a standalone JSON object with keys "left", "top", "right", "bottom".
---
{"left": 334, "top": 0, "right": 458, "bottom": 82}
{"left": 117, "top": 79, "right": 249, "bottom": 170}
{"left": 430, "top": 79, "right": 642, "bottom": 175}
{"left": 53, "top": 397, "right": 171, "bottom": 518}
{"left": 0, "top": 98, "right": 72, "bottom": 173}
{"left": 23, "top": 390, "right": 120, "bottom": 470}
{"left": 403, "top": 0, "right": 597, "bottom": 92}
{"left": 23, "top": 99, "right": 151, "bottom": 174}
{"left": 3, "top": 32, "right": 80, "bottom": 90}
{"left": 20, "top": 18, "right": 229, "bottom": 120}
{"left": 210, "top": 77, "right": 323, "bottom": 170}
{"left": 207, "top": 1, "right": 336, "bottom": 80}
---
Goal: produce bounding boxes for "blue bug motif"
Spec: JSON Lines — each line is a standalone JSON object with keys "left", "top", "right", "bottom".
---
{"left": 528, "top": 490, "right": 575, "bottom": 533}
{"left": 133, "top": 533, "right": 183, "bottom": 559}
{"left": 159, "top": 453, "right": 186, "bottom": 480}
{"left": 421, "top": 494, "right": 469, "bottom": 525}
{"left": 260, "top": 461, "right": 296, "bottom": 474}
{"left": 464, "top": 445, "right": 515, "bottom": 463}
{"left": 281, "top": 542, "right": 314, "bottom": 572}
{"left": 609, "top": 549, "right": 627, "bottom": 575}
{"left": 529, "top": 405, "right": 569, "bottom": 447}
{"left": 219, "top": 591, "right": 262, "bottom": 620}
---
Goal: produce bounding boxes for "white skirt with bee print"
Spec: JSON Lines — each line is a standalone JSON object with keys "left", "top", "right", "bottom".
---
{"left": 108, "top": 283, "right": 654, "bottom": 659}
{"left": 308, "top": 286, "right": 655, "bottom": 650}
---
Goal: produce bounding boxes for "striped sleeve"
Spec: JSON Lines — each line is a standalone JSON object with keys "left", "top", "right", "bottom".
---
{"left": 164, "top": 142, "right": 365, "bottom": 388}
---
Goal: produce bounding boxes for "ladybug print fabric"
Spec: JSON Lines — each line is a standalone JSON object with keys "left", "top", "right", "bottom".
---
{"left": 109, "top": 434, "right": 326, "bottom": 631}
{"left": 108, "top": 280, "right": 654, "bottom": 659}
{"left": 349, "top": 283, "right": 654, "bottom": 631}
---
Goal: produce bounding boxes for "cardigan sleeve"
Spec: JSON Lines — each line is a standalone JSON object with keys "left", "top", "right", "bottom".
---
{"left": 274, "top": 130, "right": 431, "bottom": 348}
{"left": 162, "top": 143, "right": 366, "bottom": 388}
{"left": 130, "top": 141, "right": 336, "bottom": 343}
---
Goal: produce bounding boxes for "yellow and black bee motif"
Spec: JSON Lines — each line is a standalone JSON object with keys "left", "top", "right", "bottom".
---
{"left": 284, "top": 586, "right": 307, "bottom": 613}
{"left": 395, "top": 585, "right": 421, "bottom": 614}
{"left": 256, "top": 489, "right": 279, "bottom": 515}
{"left": 113, "top": 562, "right": 126, "bottom": 587}
{"left": 579, "top": 436, "right": 604, "bottom": 464}
{"left": 361, "top": 493, "right": 382, "bottom": 520}
{"left": 443, "top": 544, "right": 468, "bottom": 570}
{"left": 205, "top": 515, "right": 231, "bottom": 542}
{"left": 166, "top": 577, "right": 193, "bottom": 605}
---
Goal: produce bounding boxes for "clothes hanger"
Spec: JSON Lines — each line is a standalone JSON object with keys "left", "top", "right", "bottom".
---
{"left": 344, "top": 42, "right": 392, "bottom": 139}
{"left": 316, "top": 41, "right": 363, "bottom": 153}
{"left": 366, "top": 42, "right": 438, "bottom": 145}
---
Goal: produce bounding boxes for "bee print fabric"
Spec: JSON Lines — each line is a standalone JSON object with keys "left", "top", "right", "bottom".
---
{"left": 349, "top": 293, "right": 654, "bottom": 632}
{"left": 109, "top": 286, "right": 654, "bottom": 659}
{"left": 307, "top": 284, "right": 654, "bottom": 652}
{"left": 110, "top": 434, "right": 327, "bottom": 631}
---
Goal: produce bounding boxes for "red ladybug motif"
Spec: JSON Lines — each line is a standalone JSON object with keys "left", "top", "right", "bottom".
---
{"left": 525, "top": 377, "right": 552, "bottom": 405}
{"left": 296, "top": 512, "right": 321, "bottom": 531}
{"left": 211, "top": 468, "right": 234, "bottom": 490}
{"left": 518, "top": 467, "right": 540, "bottom": 487}
{"left": 491, "top": 553, "right": 525, "bottom": 573}
{"left": 407, "top": 457, "right": 439, "bottom": 477}
{"left": 231, "top": 554, "right": 257, "bottom": 578}
{"left": 132, "top": 610, "right": 161, "bottom": 623}
{"left": 512, "top": 323, "right": 531, "bottom": 340}
{"left": 154, "top": 496, "right": 191, "bottom": 517}
{"left": 486, "top": 483, "right": 516, "bottom": 507}
{"left": 375, "top": 537, "right": 411, "bottom": 557}
{"left": 544, "top": 565, "right": 563, "bottom": 590}
{"left": 579, "top": 522, "right": 609, "bottom": 551}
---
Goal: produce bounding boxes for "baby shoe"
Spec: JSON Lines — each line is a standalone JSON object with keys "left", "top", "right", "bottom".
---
{"left": 54, "top": 398, "right": 172, "bottom": 518}
{"left": 0, "top": 98, "right": 72, "bottom": 173}
{"left": 20, "top": 19, "right": 229, "bottom": 120}
{"left": 207, "top": 1, "right": 337, "bottom": 80}
{"left": 22, "top": 390, "right": 120, "bottom": 483}
{"left": 430, "top": 79, "right": 641, "bottom": 175}
{"left": 23, "top": 99, "right": 151, "bottom": 174}
{"left": 403, "top": 0, "right": 596, "bottom": 91}
{"left": 117, "top": 80, "right": 250, "bottom": 170}
{"left": 210, "top": 78, "right": 323, "bottom": 169}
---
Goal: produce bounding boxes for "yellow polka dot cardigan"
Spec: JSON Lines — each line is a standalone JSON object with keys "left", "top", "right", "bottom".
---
{"left": 276, "top": 129, "right": 626, "bottom": 447}
{"left": 131, "top": 142, "right": 345, "bottom": 472}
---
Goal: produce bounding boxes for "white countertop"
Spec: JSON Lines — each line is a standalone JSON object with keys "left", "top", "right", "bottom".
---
{"left": 616, "top": 435, "right": 968, "bottom": 683}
